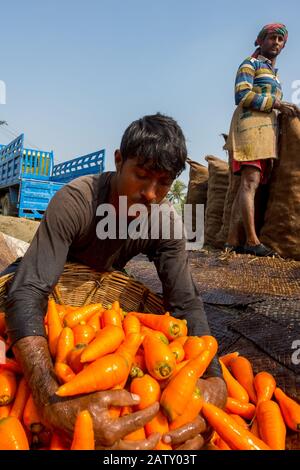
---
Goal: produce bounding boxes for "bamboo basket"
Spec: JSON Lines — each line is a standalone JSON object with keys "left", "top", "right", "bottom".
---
{"left": 0, "top": 262, "right": 165, "bottom": 313}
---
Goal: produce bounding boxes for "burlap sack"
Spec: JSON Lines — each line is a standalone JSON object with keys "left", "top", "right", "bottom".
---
{"left": 260, "top": 116, "right": 300, "bottom": 260}
{"left": 204, "top": 155, "right": 229, "bottom": 248}
{"left": 186, "top": 159, "right": 209, "bottom": 234}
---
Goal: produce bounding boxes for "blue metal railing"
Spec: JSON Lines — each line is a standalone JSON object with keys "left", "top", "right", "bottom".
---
{"left": 51, "top": 149, "right": 105, "bottom": 183}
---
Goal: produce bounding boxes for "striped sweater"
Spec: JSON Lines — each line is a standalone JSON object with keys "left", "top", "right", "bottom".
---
{"left": 235, "top": 55, "right": 283, "bottom": 112}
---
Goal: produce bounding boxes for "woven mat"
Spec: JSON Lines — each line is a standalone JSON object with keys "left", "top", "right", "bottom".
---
{"left": 229, "top": 310, "right": 300, "bottom": 373}
{"left": 203, "top": 304, "right": 242, "bottom": 354}
{"left": 189, "top": 251, "right": 300, "bottom": 299}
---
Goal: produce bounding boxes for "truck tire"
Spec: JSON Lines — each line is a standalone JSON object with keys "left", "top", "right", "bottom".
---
{"left": 1, "top": 193, "right": 17, "bottom": 216}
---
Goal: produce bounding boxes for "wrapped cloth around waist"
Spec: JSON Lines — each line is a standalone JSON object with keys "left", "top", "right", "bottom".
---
{"left": 225, "top": 105, "right": 278, "bottom": 162}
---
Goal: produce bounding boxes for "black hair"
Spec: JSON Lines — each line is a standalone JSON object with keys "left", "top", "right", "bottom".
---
{"left": 120, "top": 113, "right": 187, "bottom": 179}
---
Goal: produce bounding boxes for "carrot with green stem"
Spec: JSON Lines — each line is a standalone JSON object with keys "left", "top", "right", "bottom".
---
{"left": 220, "top": 361, "right": 249, "bottom": 403}
{"left": 64, "top": 303, "right": 103, "bottom": 328}
{"left": 143, "top": 335, "right": 176, "bottom": 380}
{"left": 140, "top": 325, "right": 169, "bottom": 344}
{"left": 80, "top": 325, "right": 125, "bottom": 363}
{"left": 169, "top": 386, "right": 203, "bottom": 430}
{"left": 71, "top": 410, "right": 95, "bottom": 450}
{"left": 274, "top": 387, "right": 300, "bottom": 432}
{"left": 169, "top": 340, "right": 185, "bottom": 363}
{"left": 254, "top": 371, "right": 276, "bottom": 405}
{"left": 230, "top": 356, "right": 257, "bottom": 404}
{"left": 201, "top": 402, "right": 270, "bottom": 450}
{"left": 132, "top": 312, "right": 187, "bottom": 340}
{"left": 160, "top": 349, "right": 210, "bottom": 421}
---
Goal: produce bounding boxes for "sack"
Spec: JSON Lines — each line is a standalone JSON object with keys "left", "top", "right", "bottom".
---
{"left": 204, "top": 156, "right": 229, "bottom": 248}
{"left": 185, "top": 159, "right": 209, "bottom": 235}
{"left": 260, "top": 116, "right": 300, "bottom": 260}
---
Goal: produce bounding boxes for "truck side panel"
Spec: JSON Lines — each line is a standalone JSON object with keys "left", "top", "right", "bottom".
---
{"left": 18, "top": 179, "right": 64, "bottom": 219}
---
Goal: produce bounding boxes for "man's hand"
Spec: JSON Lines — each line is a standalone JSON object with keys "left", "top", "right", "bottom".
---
{"left": 162, "top": 377, "right": 227, "bottom": 450}
{"left": 43, "top": 389, "right": 160, "bottom": 450}
{"left": 13, "top": 336, "right": 160, "bottom": 450}
{"left": 274, "top": 100, "right": 300, "bottom": 118}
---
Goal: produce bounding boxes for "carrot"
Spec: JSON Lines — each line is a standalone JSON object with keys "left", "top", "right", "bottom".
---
{"left": 140, "top": 325, "right": 169, "bottom": 344}
{"left": 101, "top": 307, "right": 122, "bottom": 329}
{"left": 54, "top": 362, "right": 76, "bottom": 384}
{"left": 123, "top": 314, "right": 141, "bottom": 336}
{"left": 220, "top": 351, "right": 239, "bottom": 367}
{"left": 64, "top": 303, "right": 103, "bottom": 328}
{"left": 123, "top": 427, "right": 146, "bottom": 441}
{"left": 47, "top": 298, "right": 63, "bottom": 358}
{"left": 251, "top": 418, "right": 260, "bottom": 438}
{"left": 116, "top": 333, "right": 143, "bottom": 378}
{"left": 254, "top": 371, "right": 276, "bottom": 405}
{"left": 145, "top": 409, "right": 172, "bottom": 450}
{"left": 175, "top": 335, "right": 188, "bottom": 346}
{"left": 50, "top": 433, "right": 69, "bottom": 450}
{"left": 225, "top": 397, "right": 255, "bottom": 420}
{"left": 220, "top": 361, "right": 249, "bottom": 403}
{"left": 0, "top": 370, "right": 17, "bottom": 405}
{"left": 143, "top": 335, "right": 176, "bottom": 380}
{"left": 215, "top": 435, "right": 232, "bottom": 450}
{"left": 201, "top": 402, "right": 270, "bottom": 450}
{"left": 169, "top": 386, "right": 203, "bottom": 430}
{"left": 67, "top": 344, "right": 86, "bottom": 373}
{"left": 0, "top": 405, "right": 11, "bottom": 419}
{"left": 108, "top": 406, "right": 122, "bottom": 419}
{"left": 183, "top": 336, "right": 206, "bottom": 360}
{"left": 87, "top": 312, "right": 102, "bottom": 333}
{"left": 130, "top": 374, "right": 161, "bottom": 410}
{"left": 0, "top": 416, "right": 29, "bottom": 450}
{"left": 169, "top": 340, "right": 185, "bottom": 363}
{"left": 23, "top": 394, "right": 44, "bottom": 433}
{"left": 202, "top": 335, "right": 218, "bottom": 364}
{"left": 56, "top": 327, "right": 74, "bottom": 364}
{"left": 274, "top": 387, "right": 300, "bottom": 432}
{"left": 230, "top": 356, "right": 257, "bottom": 404}
{"left": 58, "top": 353, "right": 129, "bottom": 396}
{"left": 0, "top": 358, "right": 22, "bottom": 375}
{"left": 229, "top": 414, "right": 249, "bottom": 430}
{"left": 80, "top": 325, "right": 125, "bottom": 363}
{"left": 71, "top": 410, "right": 95, "bottom": 450}
{"left": 73, "top": 322, "right": 96, "bottom": 346}
{"left": 9, "top": 377, "right": 30, "bottom": 420}
{"left": 130, "top": 353, "right": 146, "bottom": 378}
{"left": 256, "top": 400, "right": 286, "bottom": 450}
{"left": 160, "top": 350, "right": 210, "bottom": 421}
{"left": 132, "top": 312, "right": 187, "bottom": 340}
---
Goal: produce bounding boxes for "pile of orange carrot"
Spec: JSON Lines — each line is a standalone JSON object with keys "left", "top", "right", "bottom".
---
{"left": 0, "top": 301, "right": 299, "bottom": 450}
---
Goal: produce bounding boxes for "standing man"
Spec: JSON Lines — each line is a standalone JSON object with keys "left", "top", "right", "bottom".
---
{"left": 3, "top": 113, "right": 226, "bottom": 450}
{"left": 225, "top": 23, "right": 300, "bottom": 256}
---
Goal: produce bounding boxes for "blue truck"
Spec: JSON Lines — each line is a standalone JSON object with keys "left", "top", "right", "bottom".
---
{"left": 0, "top": 134, "right": 105, "bottom": 219}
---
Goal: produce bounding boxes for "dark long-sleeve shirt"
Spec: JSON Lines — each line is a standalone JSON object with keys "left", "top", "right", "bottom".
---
{"left": 5, "top": 172, "right": 221, "bottom": 377}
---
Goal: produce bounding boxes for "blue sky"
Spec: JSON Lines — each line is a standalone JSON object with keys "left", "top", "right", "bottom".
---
{"left": 0, "top": 0, "right": 299, "bottom": 184}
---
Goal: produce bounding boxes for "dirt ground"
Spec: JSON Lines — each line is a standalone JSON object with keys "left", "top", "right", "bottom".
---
{"left": 0, "top": 215, "right": 40, "bottom": 243}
